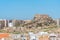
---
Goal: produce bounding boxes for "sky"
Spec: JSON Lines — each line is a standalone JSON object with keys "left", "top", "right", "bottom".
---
{"left": 0, "top": 0, "right": 60, "bottom": 20}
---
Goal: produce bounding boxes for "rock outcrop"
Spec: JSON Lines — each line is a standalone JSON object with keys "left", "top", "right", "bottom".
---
{"left": 23, "top": 14, "right": 56, "bottom": 28}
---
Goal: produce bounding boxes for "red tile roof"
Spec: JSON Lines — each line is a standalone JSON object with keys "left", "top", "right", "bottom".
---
{"left": 0, "top": 33, "right": 9, "bottom": 38}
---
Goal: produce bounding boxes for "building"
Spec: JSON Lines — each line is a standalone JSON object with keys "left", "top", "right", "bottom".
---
{"left": 57, "top": 34, "right": 60, "bottom": 40}
{"left": 8, "top": 23, "right": 13, "bottom": 27}
{"left": 12, "top": 19, "right": 25, "bottom": 27}
{"left": 38, "top": 35, "right": 49, "bottom": 40}
{"left": 0, "top": 33, "right": 9, "bottom": 40}
{"left": 21, "top": 34, "right": 30, "bottom": 40}
{"left": 0, "top": 19, "right": 8, "bottom": 29}
{"left": 10, "top": 34, "right": 21, "bottom": 40}
{"left": 8, "top": 20, "right": 13, "bottom": 27}
{"left": 28, "top": 32, "right": 37, "bottom": 40}
{"left": 4, "top": 19, "right": 8, "bottom": 27}
{"left": 49, "top": 33, "right": 57, "bottom": 40}
{"left": 36, "top": 32, "right": 49, "bottom": 40}
{"left": 24, "top": 20, "right": 32, "bottom": 24}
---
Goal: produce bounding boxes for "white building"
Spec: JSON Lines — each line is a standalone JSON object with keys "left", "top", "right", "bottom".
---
{"left": 49, "top": 33, "right": 57, "bottom": 40}
{"left": 8, "top": 23, "right": 13, "bottom": 27}
{"left": 28, "top": 32, "right": 37, "bottom": 40}
{"left": 11, "top": 34, "right": 21, "bottom": 40}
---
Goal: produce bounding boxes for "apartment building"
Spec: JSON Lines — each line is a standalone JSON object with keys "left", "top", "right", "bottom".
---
{"left": 8, "top": 20, "right": 13, "bottom": 27}
{"left": 0, "top": 19, "right": 8, "bottom": 29}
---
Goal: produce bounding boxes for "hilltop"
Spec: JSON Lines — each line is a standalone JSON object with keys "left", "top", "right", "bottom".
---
{"left": 0, "top": 14, "right": 59, "bottom": 34}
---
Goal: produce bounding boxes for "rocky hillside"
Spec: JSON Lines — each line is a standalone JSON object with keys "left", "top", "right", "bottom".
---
{"left": 22, "top": 14, "right": 56, "bottom": 28}
{"left": 2, "top": 14, "right": 57, "bottom": 33}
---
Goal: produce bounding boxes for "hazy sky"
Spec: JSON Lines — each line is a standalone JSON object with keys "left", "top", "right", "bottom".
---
{"left": 0, "top": 0, "right": 60, "bottom": 20}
